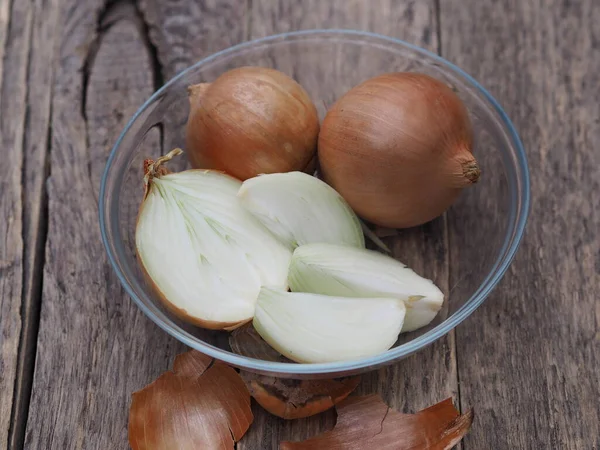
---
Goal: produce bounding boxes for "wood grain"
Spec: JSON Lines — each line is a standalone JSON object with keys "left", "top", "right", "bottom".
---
{"left": 0, "top": 0, "right": 29, "bottom": 446}
{"left": 250, "top": 0, "right": 436, "bottom": 46}
{"left": 139, "top": 0, "right": 248, "bottom": 81}
{"left": 9, "top": 0, "right": 62, "bottom": 447}
{"left": 138, "top": 0, "right": 248, "bottom": 168}
{"left": 24, "top": 1, "right": 185, "bottom": 448}
{"left": 239, "top": 2, "right": 457, "bottom": 448}
{"left": 1, "top": 0, "right": 596, "bottom": 449}
{"left": 442, "top": 0, "right": 600, "bottom": 448}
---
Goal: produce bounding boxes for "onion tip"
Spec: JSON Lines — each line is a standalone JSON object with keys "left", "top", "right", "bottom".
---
{"left": 462, "top": 159, "right": 481, "bottom": 184}
{"left": 142, "top": 148, "right": 183, "bottom": 196}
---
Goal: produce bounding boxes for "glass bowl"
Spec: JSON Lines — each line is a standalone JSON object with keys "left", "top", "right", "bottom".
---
{"left": 99, "top": 30, "right": 530, "bottom": 378}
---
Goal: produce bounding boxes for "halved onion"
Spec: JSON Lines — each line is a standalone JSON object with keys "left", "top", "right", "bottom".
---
{"left": 136, "top": 151, "right": 291, "bottom": 330}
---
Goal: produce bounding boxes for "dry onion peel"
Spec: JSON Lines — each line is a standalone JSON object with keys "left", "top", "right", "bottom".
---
{"left": 240, "top": 372, "right": 361, "bottom": 420}
{"left": 319, "top": 72, "right": 480, "bottom": 228}
{"left": 129, "top": 350, "right": 253, "bottom": 450}
{"left": 289, "top": 243, "right": 444, "bottom": 332}
{"left": 238, "top": 171, "right": 365, "bottom": 250}
{"left": 136, "top": 149, "right": 291, "bottom": 329}
{"left": 186, "top": 66, "right": 319, "bottom": 180}
{"left": 280, "top": 395, "right": 474, "bottom": 449}
{"left": 253, "top": 287, "right": 406, "bottom": 363}
{"left": 230, "top": 324, "right": 362, "bottom": 419}
{"left": 229, "top": 323, "right": 290, "bottom": 362}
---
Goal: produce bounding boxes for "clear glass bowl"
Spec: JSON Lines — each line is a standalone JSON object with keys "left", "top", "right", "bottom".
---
{"left": 99, "top": 30, "right": 530, "bottom": 378}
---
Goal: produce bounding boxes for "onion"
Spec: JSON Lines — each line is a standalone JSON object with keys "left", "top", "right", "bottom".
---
{"left": 253, "top": 288, "right": 406, "bottom": 363}
{"left": 288, "top": 243, "right": 444, "bottom": 332}
{"left": 318, "top": 72, "right": 480, "bottom": 228}
{"left": 135, "top": 149, "right": 291, "bottom": 330}
{"left": 186, "top": 66, "right": 320, "bottom": 180}
{"left": 237, "top": 171, "right": 365, "bottom": 250}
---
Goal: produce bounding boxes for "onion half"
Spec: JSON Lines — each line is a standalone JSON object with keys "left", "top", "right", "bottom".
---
{"left": 135, "top": 150, "right": 291, "bottom": 330}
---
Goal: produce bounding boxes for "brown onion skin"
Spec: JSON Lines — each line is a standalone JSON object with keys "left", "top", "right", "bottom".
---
{"left": 186, "top": 67, "right": 320, "bottom": 180}
{"left": 240, "top": 373, "right": 361, "bottom": 420}
{"left": 318, "top": 72, "right": 480, "bottom": 228}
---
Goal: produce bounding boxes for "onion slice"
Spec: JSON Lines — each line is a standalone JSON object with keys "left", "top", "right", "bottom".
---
{"left": 129, "top": 351, "right": 253, "bottom": 450}
{"left": 289, "top": 243, "right": 444, "bottom": 332}
{"left": 280, "top": 395, "right": 474, "bottom": 449}
{"left": 253, "top": 288, "right": 406, "bottom": 363}
{"left": 237, "top": 172, "right": 365, "bottom": 249}
{"left": 136, "top": 150, "right": 292, "bottom": 329}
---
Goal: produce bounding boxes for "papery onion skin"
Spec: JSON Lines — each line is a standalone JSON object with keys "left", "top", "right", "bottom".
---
{"left": 129, "top": 351, "right": 253, "bottom": 450}
{"left": 280, "top": 395, "right": 474, "bottom": 450}
{"left": 318, "top": 72, "right": 480, "bottom": 228}
{"left": 186, "top": 66, "right": 320, "bottom": 180}
{"left": 240, "top": 372, "right": 361, "bottom": 420}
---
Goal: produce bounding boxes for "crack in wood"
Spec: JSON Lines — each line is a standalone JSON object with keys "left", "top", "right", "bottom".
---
{"left": 434, "top": 0, "right": 442, "bottom": 56}
{"left": 133, "top": 0, "right": 164, "bottom": 91}
{"left": 81, "top": 0, "right": 164, "bottom": 203}
{"left": 2, "top": 0, "right": 37, "bottom": 448}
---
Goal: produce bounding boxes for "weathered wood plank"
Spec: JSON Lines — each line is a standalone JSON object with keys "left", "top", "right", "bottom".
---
{"left": 250, "top": 0, "right": 436, "bottom": 45}
{"left": 240, "top": 2, "right": 456, "bottom": 448}
{"left": 24, "top": 1, "right": 185, "bottom": 448}
{"left": 0, "top": 0, "right": 31, "bottom": 447}
{"left": 442, "top": 0, "right": 600, "bottom": 448}
{"left": 8, "top": 0, "right": 62, "bottom": 447}
{"left": 139, "top": 0, "right": 248, "bottom": 80}
{"left": 138, "top": 0, "right": 248, "bottom": 165}
{"left": 0, "top": 0, "right": 10, "bottom": 83}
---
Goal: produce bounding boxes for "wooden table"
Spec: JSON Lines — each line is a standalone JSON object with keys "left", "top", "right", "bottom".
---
{"left": 1, "top": 0, "right": 598, "bottom": 448}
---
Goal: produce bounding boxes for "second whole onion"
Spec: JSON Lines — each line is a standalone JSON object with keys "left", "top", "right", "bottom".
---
{"left": 186, "top": 67, "right": 320, "bottom": 181}
{"left": 318, "top": 72, "right": 480, "bottom": 228}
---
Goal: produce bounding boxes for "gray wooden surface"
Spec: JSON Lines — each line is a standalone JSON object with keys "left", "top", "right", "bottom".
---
{"left": 0, "top": 0, "right": 597, "bottom": 449}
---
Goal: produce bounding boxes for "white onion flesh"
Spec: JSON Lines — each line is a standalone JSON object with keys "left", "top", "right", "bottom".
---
{"left": 237, "top": 172, "right": 365, "bottom": 250}
{"left": 253, "top": 287, "right": 406, "bottom": 363}
{"left": 136, "top": 170, "right": 291, "bottom": 328}
{"left": 288, "top": 243, "right": 444, "bottom": 332}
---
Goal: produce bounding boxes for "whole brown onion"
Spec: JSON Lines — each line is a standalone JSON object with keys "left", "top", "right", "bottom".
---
{"left": 186, "top": 67, "right": 319, "bottom": 180}
{"left": 318, "top": 72, "right": 480, "bottom": 228}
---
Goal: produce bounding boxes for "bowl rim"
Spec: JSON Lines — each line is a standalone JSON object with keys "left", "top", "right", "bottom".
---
{"left": 99, "top": 29, "right": 531, "bottom": 376}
